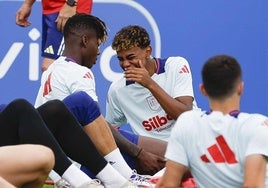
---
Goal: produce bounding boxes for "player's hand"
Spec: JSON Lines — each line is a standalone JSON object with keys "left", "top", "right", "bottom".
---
{"left": 15, "top": 3, "right": 32, "bottom": 27}
{"left": 56, "top": 3, "right": 76, "bottom": 32}
{"left": 124, "top": 60, "right": 153, "bottom": 88}
{"left": 135, "top": 149, "right": 166, "bottom": 175}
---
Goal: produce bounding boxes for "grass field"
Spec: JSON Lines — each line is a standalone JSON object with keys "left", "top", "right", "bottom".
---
{"left": 42, "top": 179, "right": 54, "bottom": 188}
{"left": 42, "top": 185, "right": 53, "bottom": 188}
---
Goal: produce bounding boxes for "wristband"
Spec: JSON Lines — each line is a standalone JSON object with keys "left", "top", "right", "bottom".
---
{"left": 66, "top": 0, "right": 77, "bottom": 7}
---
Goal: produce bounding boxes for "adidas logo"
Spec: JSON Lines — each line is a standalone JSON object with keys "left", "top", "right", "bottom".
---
{"left": 83, "top": 72, "right": 93, "bottom": 79}
{"left": 179, "top": 65, "right": 190, "bottom": 73}
{"left": 108, "top": 161, "right": 116, "bottom": 165}
{"left": 44, "top": 45, "right": 54, "bottom": 54}
{"left": 200, "top": 135, "right": 238, "bottom": 164}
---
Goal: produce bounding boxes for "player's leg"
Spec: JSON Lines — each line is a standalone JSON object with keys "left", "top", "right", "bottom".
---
{"left": 80, "top": 127, "right": 139, "bottom": 178}
{"left": 62, "top": 91, "right": 167, "bottom": 173}
{"left": 118, "top": 129, "right": 167, "bottom": 175}
{"left": 62, "top": 91, "right": 149, "bottom": 181}
{"left": 0, "top": 176, "right": 16, "bottom": 188}
{"left": 37, "top": 99, "right": 108, "bottom": 175}
{"left": 0, "top": 99, "right": 97, "bottom": 187}
{"left": 137, "top": 135, "right": 167, "bottom": 157}
{"left": 0, "top": 144, "right": 54, "bottom": 188}
{"left": 137, "top": 135, "right": 194, "bottom": 185}
{"left": 62, "top": 91, "right": 117, "bottom": 155}
{"left": 37, "top": 99, "right": 130, "bottom": 187}
{"left": 0, "top": 99, "right": 72, "bottom": 174}
{"left": 41, "top": 13, "right": 64, "bottom": 71}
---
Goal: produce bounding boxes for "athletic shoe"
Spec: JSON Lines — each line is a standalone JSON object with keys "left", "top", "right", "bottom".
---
{"left": 77, "top": 179, "right": 104, "bottom": 188}
{"left": 149, "top": 168, "right": 166, "bottom": 184}
{"left": 152, "top": 168, "right": 165, "bottom": 177}
{"left": 120, "top": 181, "right": 136, "bottom": 188}
{"left": 54, "top": 178, "right": 71, "bottom": 188}
{"left": 120, "top": 180, "right": 155, "bottom": 188}
{"left": 128, "top": 170, "right": 155, "bottom": 187}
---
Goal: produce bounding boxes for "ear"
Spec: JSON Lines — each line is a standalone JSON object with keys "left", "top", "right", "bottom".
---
{"left": 145, "top": 46, "right": 152, "bottom": 58}
{"left": 199, "top": 83, "right": 208, "bottom": 96}
{"left": 238, "top": 81, "right": 244, "bottom": 95}
{"left": 81, "top": 35, "right": 88, "bottom": 47}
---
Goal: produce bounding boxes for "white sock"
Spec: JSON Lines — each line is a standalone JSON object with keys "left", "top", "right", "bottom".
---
{"left": 104, "top": 148, "right": 133, "bottom": 179}
{"left": 62, "top": 164, "right": 92, "bottom": 187}
{"left": 49, "top": 170, "right": 61, "bottom": 182}
{"left": 153, "top": 167, "right": 166, "bottom": 177}
{"left": 96, "top": 163, "right": 127, "bottom": 188}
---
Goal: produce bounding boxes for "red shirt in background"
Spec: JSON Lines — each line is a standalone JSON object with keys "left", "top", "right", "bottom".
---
{"left": 42, "top": 0, "right": 93, "bottom": 14}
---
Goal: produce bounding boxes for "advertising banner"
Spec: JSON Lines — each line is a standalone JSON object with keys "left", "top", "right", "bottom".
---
{"left": 1, "top": 0, "right": 267, "bottom": 115}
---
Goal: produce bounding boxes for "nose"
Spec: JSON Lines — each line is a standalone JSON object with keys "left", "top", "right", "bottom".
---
{"left": 121, "top": 59, "right": 131, "bottom": 68}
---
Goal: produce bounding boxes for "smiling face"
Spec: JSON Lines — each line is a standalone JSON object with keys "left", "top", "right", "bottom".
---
{"left": 116, "top": 46, "right": 152, "bottom": 70}
{"left": 112, "top": 25, "right": 151, "bottom": 70}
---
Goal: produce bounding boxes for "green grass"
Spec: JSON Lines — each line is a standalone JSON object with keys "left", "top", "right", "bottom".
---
{"left": 42, "top": 178, "right": 54, "bottom": 188}
{"left": 42, "top": 185, "right": 54, "bottom": 188}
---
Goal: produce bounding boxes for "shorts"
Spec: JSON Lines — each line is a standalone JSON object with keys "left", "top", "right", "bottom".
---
{"left": 42, "top": 13, "right": 65, "bottom": 59}
{"left": 61, "top": 91, "right": 139, "bottom": 176}
{"left": 62, "top": 91, "right": 101, "bottom": 126}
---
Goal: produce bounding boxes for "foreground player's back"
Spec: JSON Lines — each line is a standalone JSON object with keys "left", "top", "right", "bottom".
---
{"left": 168, "top": 108, "right": 268, "bottom": 187}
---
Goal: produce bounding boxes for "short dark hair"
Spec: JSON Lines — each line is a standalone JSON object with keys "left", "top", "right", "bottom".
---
{"left": 112, "top": 25, "right": 150, "bottom": 52}
{"left": 202, "top": 54, "right": 242, "bottom": 99}
{"left": 63, "top": 13, "right": 107, "bottom": 43}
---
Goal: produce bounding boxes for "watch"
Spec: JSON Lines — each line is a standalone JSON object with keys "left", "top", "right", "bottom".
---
{"left": 66, "top": 0, "right": 77, "bottom": 7}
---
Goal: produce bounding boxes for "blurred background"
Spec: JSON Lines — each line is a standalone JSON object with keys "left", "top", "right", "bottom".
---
{"left": 0, "top": 0, "right": 267, "bottom": 116}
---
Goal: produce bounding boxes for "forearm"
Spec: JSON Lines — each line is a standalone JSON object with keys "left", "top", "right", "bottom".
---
{"left": 23, "top": 0, "right": 36, "bottom": 7}
{"left": 108, "top": 123, "right": 141, "bottom": 158}
{"left": 156, "top": 160, "right": 187, "bottom": 188}
{"left": 243, "top": 155, "right": 266, "bottom": 188}
{"left": 147, "top": 81, "right": 192, "bottom": 119}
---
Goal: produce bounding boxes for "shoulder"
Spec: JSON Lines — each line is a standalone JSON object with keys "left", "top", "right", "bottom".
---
{"left": 175, "top": 109, "right": 205, "bottom": 130}
{"left": 49, "top": 57, "right": 74, "bottom": 70}
{"left": 171, "top": 110, "right": 205, "bottom": 139}
{"left": 239, "top": 112, "right": 268, "bottom": 124}
{"left": 165, "top": 56, "right": 189, "bottom": 65}
{"left": 55, "top": 57, "right": 91, "bottom": 74}
{"left": 159, "top": 56, "right": 191, "bottom": 71}
{"left": 108, "top": 76, "right": 126, "bottom": 92}
{"left": 154, "top": 56, "right": 190, "bottom": 75}
{"left": 179, "top": 109, "right": 204, "bottom": 121}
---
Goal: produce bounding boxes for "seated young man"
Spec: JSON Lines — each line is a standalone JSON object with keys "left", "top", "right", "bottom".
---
{"left": 35, "top": 13, "right": 166, "bottom": 178}
{"left": 0, "top": 99, "right": 149, "bottom": 188}
{"left": 157, "top": 54, "right": 268, "bottom": 187}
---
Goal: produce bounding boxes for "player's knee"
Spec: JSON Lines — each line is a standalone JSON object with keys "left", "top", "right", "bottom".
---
{"left": 11, "top": 99, "right": 29, "bottom": 106}
{"left": 35, "top": 145, "right": 55, "bottom": 173}
{"left": 9, "top": 99, "right": 33, "bottom": 112}
{"left": 0, "top": 176, "right": 15, "bottom": 188}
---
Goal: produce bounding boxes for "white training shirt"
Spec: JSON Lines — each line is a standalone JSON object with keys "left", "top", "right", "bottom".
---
{"left": 166, "top": 110, "right": 268, "bottom": 187}
{"left": 35, "top": 56, "right": 98, "bottom": 107}
{"left": 106, "top": 56, "right": 198, "bottom": 141}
